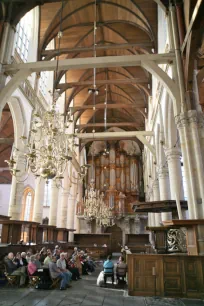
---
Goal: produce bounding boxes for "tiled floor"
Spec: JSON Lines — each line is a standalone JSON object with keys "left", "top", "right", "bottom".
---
{"left": 0, "top": 266, "right": 204, "bottom": 306}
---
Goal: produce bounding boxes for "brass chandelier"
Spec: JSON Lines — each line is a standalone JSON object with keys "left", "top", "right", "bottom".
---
{"left": 83, "top": 179, "right": 114, "bottom": 227}
{"left": 80, "top": 0, "right": 114, "bottom": 228}
{"left": 5, "top": 0, "right": 88, "bottom": 182}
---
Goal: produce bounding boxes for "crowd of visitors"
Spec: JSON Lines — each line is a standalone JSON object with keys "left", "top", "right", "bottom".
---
{"left": 2, "top": 245, "right": 129, "bottom": 289}
{"left": 3, "top": 245, "right": 96, "bottom": 290}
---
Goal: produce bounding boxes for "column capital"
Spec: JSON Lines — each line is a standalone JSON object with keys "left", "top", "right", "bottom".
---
{"left": 175, "top": 110, "right": 203, "bottom": 129}
{"left": 165, "top": 148, "right": 182, "bottom": 162}
{"left": 175, "top": 112, "right": 188, "bottom": 129}
{"left": 188, "top": 110, "right": 198, "bottom": 125}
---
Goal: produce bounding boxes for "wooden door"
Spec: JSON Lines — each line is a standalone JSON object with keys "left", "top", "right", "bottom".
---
{"left": 163, "top": 257, "right": 183, "bottom": 297}
{"left": 128, "top": 255, "right": 163, "bottom": 296}
{"left": 105, "top": 224, "right": 122, "bottom": 252}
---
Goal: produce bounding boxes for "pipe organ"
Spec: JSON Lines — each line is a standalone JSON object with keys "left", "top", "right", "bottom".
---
{"left": 87, "top": 143, "right": 140, "bottom": 196}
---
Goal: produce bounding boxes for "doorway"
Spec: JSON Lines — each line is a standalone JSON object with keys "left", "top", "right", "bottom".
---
{"left": 105, "top": 224, "right": 122, "bottom": 252}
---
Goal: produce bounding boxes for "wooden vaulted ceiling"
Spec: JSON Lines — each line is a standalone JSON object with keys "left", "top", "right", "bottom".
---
{"left": 38, "top": 0, "right": 158, "bottom": 133}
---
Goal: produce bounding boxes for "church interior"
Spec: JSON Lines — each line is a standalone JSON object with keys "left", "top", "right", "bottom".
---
{"left": 0, "top": 0, "right": 204, "bottom": 304}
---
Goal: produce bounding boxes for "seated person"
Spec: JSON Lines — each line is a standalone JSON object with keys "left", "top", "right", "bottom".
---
{"left": 49, "top": 256, "right": 71, "bottom": 290}
{"left": 43, "top": 252, "right": 52, "bottom": 266}
{"left": 27, "top": 255, "right": 39, "bottom": 276}
{"left": 55, "top": 249, "right": 61, "bottom": 260}
{"left": 26, "top": 251, "right": 32, "bottom": 263}
{"left": 79, "top": 251, "right": 90, "bottom": 275}
{"left": 4, "top": 252, "right": 26, "bottom": 287}
{"left": 116, "top": 256, "right": 127, "bottom": 283}
{"left": 39, "top": 247, "right": 47, "bottom": 263}
{"left": 21, "top": 252, "right": 28, "bottom": 266}
{"left": 56, "top": 253, "right": 72, "bottom": 283}
{"left": 72, "top": 255, "right": 82, "bottom": 275}
{"left": 14, "top": 252, "right": 24, "bottom": 268}
{"left": 71, "top": 247, "right": 78, "bottom": 258}
{"left": 53, "top": 245, "right": 60, "bottom": 256}
{"left": 103, "top": 255, "right": 114, "bottom": 284}
{"left": 86, "top": 255, "right": 96, "bottom": 273}
{"left": 64, "top": 253, "right": 81, "bottom": 281}
{"left": 34, "top": 253, "right": 42, "bottom": 269}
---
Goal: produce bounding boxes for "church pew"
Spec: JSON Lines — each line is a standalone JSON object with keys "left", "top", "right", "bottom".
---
{"left": 74, "top": 233, "right": 112, "bottom": 259}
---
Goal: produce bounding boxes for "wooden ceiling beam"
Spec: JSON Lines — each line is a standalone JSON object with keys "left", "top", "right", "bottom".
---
{"left": 70, "top": 103, "right": 145, "bottom": 115}
{"left": 41, "top": 43, "right": 153, "bottom": 58}
{"left": 181, "top": 0, "right": 203, "bottom": 53}
{"left": 57, "top": 78, "right": 149, "bottom": 90}
{"left": 0, "top": 138, "right": 14, "bottom": 145}
{"left": 76, "top": 122, "right": 142, "bottom": 131}
{"left": 4, "top": 53, "right": 174, "bottom": 73}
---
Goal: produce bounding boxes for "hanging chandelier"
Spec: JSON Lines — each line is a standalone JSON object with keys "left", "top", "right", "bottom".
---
{"left": 83, "top": 179, "right": 114, "bottom": 227}
{"left": 79, "top": 0, "right": 114, "bottom": 228}
{"left": 5, "top": 0, "right": 87, "bottom": 182}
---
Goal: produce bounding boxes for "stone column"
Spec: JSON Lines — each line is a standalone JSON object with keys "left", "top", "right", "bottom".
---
{"left": 123, "top": 217, "right": 130, "bottom": 245}
{"left": 74, "top": 181, "right": 82, "bottom": 233}
{"left": 152, "top": 180, "right": 161, "bottom": 226}
{"left": 109, "top": 144, "right": 116, "bottom": 190}
{"left": 8, "top": 154, "right": 27, "bottom": 220}
{"left": 67, "top": 174, "right": 78, "bottom": 242}
{"left": 158, "top": 165, "right": 172, "bottom": 221}
{"left": 59, "top": 166, "right": 70, "bottom": 228}
{"left": 176, "top": 113, "right": 198, "bottom": 219}
{"left": 67, "top": 196, "right": 76, "bottom": 242}
{"left": 188, "top": 110, "right": 204, "bottom": 217}
{"left": 49, "top": 179, "right": 59, "bottom": 226}
{"left": 134, "top": 215, "right": 140, "bottom": 234}
{"left": 8, "top": 177, "right": 24, "bottom": 220}
{"left": 165, "top": 148, "right": 184, "bottom": 219}
{"left": 32, "top": 177, "right": 45, "bottom": 223}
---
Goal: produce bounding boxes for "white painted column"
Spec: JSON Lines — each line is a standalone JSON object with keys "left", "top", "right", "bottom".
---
{"left": 158, "top": 166, "right": 172, "bottom": 221}
{"left": 8, "top": 177, "right": 24, "bottom": 220}
{"left": 8, "top": 155, "right": 27, "bottom": 220}
{"left": 165, "top": 148, "right": 184, "bottom": 218}
{"left": 59, "top": 166, "right": 70, "bottom": 228}
{"left": 32, "top": 177, "right": 45, "bottom": 223}
{"left": 188, "top": 110, "right": 204, "bottom": 218}
{"left": 176, "top": 114, "right": 198, "bottom": 219}
{"left": 49, "top": 179, "right": 59, "bottom": 226}
{"left": 74, "top": 181, "right": 82, "bottom": 233}
{"left": 67, "top": 178, "right": 78, "bottom": 242}
{"left": 152, "top": 180, "right": 161, "bottom": 226}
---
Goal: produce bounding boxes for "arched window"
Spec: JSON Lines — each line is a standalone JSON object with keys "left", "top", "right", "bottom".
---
{"left": 21, "top": 187, "right": 34, "bottom": 221}
{"left": 15, "top": 10, "right": 33, "bottom": 62}
{"left": 24, "top": 192, "right": 32, "bottom": 221}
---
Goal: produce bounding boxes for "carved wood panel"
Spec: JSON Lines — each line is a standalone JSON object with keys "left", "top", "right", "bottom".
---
{"left": 128, "top": 254, "right": 204, "bottom": 298}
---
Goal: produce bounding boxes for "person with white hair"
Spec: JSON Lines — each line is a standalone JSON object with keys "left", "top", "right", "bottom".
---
{"left": 4, "top": 252, "right": 26, "bottom": 286}
{"left": 49, "top": 256, "right": 71, "bottom": 290}
{"left": 57, "top": 253, "right": 72, "bottom": 283}
{"left": 21, "top": 252, "right": 28, "bottom": 266}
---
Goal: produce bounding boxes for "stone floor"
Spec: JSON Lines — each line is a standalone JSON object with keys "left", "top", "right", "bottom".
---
{"left": 0, "top": 264, "right": 204, "bottom": 306}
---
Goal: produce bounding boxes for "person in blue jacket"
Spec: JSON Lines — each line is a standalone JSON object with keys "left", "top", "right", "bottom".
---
{"left": 103, "top": 255, "right": 114, "bottom": 284}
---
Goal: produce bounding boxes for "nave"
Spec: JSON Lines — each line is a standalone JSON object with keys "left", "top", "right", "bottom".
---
{"left": 0, "top": 253, "right": 203, "bottom": 306}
